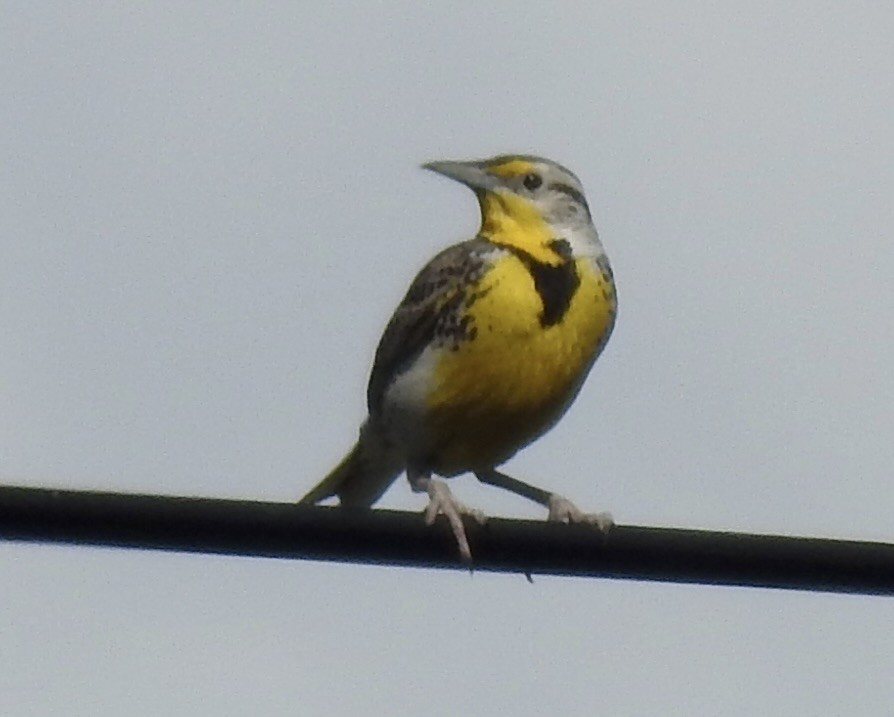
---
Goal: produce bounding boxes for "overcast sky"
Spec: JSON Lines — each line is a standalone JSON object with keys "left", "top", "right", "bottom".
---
{"left": 2, "top": 3, "right": 893, "bottom": 715}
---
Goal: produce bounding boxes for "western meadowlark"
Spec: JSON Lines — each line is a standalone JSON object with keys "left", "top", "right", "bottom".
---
{"left": 301, "top": 154, "right": 617, "bottom": 560}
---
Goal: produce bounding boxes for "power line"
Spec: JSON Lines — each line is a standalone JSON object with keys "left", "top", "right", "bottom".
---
{"left": 0, "top": 484, "right": 891, "bottom": 595}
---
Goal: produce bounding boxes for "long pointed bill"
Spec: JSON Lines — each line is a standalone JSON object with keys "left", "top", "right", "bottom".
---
{"left": 422, "top": 160, "right": 498, "bottom": 191}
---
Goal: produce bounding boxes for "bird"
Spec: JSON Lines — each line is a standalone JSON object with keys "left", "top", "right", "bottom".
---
{"left": 300, "top": 154, "right": 617, "bottom": 560}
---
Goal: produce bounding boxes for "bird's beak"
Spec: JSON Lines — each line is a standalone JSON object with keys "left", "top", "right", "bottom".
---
{"left": 422, "top": 160, "right": 498, "bottom": 192}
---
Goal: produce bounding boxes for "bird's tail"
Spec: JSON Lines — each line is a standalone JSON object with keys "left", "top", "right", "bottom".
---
{"left": 299, "top": 423, "right": 403, "bottom": 507}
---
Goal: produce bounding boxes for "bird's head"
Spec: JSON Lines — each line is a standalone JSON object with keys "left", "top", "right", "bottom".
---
{"left": 423, "top": 154, "right": 597, "bottom": 264}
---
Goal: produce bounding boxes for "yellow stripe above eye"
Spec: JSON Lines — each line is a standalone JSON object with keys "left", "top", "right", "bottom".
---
{"left": 486, "top": 159, "right": 535, "bottom": 178}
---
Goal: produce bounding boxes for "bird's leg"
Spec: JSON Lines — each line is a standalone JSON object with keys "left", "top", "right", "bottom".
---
{"left": 408, "top": 469, "right": 486, "bottom": 562}
{"left": 474, "top": 468, "right": 614, "bottom": 532}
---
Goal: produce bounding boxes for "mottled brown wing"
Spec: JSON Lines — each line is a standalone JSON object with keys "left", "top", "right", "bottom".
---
{"left": 366, "top": 237, "right": 494, "bottom": 417}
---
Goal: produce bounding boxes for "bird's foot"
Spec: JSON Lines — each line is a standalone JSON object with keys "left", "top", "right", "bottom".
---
{"left": 418, "top": 478, "right": 486, "bottom": 562}
{"left": 547, "top": 494, "right": 614, "bottom": 533}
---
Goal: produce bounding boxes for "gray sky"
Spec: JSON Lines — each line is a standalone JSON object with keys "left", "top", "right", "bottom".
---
{"left": 3, "top": 3, "right": 893, "bottom": 715}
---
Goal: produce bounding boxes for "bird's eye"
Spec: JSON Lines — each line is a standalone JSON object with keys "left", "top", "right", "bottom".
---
{"left": 522, "top": 173, "right": 543, "bottom": 191}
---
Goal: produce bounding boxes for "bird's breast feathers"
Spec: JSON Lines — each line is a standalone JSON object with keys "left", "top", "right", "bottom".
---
{"left": 373, "top": 238, "right": 616, "bottom": 473}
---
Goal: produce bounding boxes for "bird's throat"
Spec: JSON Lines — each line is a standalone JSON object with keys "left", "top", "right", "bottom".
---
{"left": 478, "top": 191, "right": 561, "bottom": 265}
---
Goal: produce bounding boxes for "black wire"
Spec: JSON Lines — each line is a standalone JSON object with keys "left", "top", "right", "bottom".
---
{"left": 0, "top": 484, "right": 892, "bottom": 595}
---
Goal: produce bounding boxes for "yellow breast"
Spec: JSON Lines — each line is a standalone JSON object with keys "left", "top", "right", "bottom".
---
{"left": 425, "top": 253, "right": 616, "bottom": 473}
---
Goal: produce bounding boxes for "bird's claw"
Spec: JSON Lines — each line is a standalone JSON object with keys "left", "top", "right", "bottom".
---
{"left": 547, "top": 494, "right": 614, "bottom": 533}
{"left": 422, "top": 479, "right": 486, "bottom": 562}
